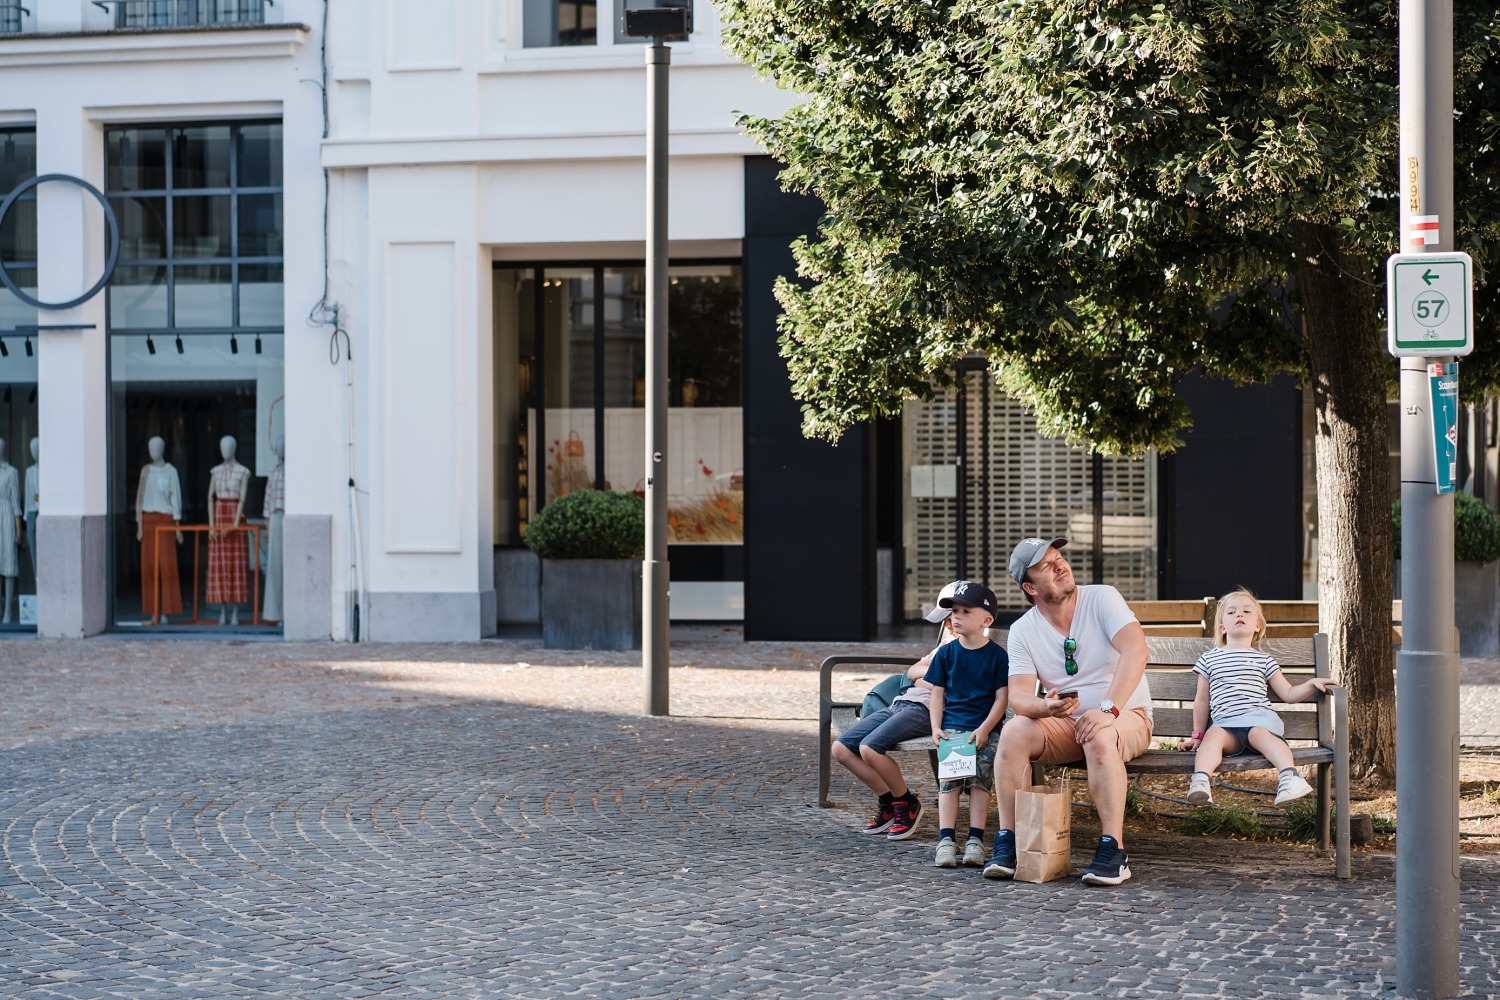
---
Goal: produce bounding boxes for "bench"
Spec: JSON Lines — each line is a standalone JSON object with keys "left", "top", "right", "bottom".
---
{"left": 1131, "top": 597, "right": 1403, "bottom": 645}
{"left": 818, "top": 633, "right": 1351, "bottom": 878}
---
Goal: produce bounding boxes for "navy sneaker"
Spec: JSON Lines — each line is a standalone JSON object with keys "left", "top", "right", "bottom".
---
{"left": 982, "top": 829, "right": 1016, "bottom": 879}
{"left": 1080, "top": 835, "right": 1131, "bottom": 886}
{"left": 862, "top": 799, "right": 896, "bottom": 835}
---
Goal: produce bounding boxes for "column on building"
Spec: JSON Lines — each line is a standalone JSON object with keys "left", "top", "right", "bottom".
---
{"left": 359, "top": 163, "right": 496, "bottom": 641}
{"left": 34, "top": 110, "right": 108, "bottom": 638}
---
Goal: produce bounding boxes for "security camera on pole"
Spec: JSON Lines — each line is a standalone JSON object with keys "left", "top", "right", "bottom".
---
{"left": 1391, "top": 0, "right": 1466, "bottom": 995}
{"left": 623, "top": 0, "right": 692, "bottom": 716}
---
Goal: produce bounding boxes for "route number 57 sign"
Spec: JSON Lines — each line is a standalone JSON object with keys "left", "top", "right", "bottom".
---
{"left": 1387, "top": 252, "right": 1473, "bottom": 358}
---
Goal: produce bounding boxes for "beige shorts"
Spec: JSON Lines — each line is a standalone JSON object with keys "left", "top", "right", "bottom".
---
{"left": 1034, "top": 707, "right": 1153, "bottom": 766}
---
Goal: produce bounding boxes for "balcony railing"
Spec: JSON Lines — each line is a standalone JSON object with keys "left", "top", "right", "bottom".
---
{"left": 92, "top": 0, "right": 272, "bottom": 29}
{"left": 0, "top": 3, "right": 32, "bottom": 35}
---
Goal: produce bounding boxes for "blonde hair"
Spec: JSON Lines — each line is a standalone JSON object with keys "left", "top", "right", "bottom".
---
{"left": 1214, "top": 588, "right": 1266, "bottom": 647}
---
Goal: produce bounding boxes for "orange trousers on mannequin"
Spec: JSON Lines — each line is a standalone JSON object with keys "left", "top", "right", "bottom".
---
{"left": 140, "top": 512, "right": 183, "bottom": 618}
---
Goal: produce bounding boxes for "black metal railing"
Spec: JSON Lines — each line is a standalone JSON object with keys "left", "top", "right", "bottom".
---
{"left": 92, "top": 0, "right": 272, "bottom": 29}
{"left": 0, "top": 3, "right": 32, "bottom": 34}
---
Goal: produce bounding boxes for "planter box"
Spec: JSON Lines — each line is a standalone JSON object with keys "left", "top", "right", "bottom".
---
{"left": 542, "top": 558, "right": 642, "bottom": 650}
{"left": 1456, "top": 560, "right": 1499, "bottom": 657}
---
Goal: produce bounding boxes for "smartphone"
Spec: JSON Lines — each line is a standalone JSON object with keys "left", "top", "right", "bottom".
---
{"left": 1056, "top": 690, "right": 1078, "bottom": 700}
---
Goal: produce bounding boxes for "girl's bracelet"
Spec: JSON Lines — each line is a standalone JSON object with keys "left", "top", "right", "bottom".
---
{"left": 1190, "top": 730, "right": 1204, "bottom": 740}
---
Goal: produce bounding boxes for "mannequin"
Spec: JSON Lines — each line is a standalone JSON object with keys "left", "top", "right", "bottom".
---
{"left": 206, "top": 435, "right": 251, "bottom": 626}
{"left": 262, "top": 435, "right": 285, "bottom": 624}
{"left": 135, "top": 436, "right": 184, "bottom": 625}
{"left": 23, "top": 437, "right": 37, "bottom": 588}
{"left": 0, "top": 438, "right": 18, "bottom": 624}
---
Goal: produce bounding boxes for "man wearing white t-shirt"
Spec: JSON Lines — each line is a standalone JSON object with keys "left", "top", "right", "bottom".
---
{"left": 982, "top": 537, "right": 1152, "bottom": 886}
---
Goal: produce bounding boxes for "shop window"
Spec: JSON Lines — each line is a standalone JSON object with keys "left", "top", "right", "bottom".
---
{"left": 0, "top": 126, "right": 37, "bottom": 632}
{"left": 494, "top": 261, "right": 743, "bottom": 617}
{"left": 105, "top": 121, "right": 284, "bottom": 632}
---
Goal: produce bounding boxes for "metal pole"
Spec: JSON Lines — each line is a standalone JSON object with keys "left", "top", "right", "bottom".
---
{"left": 643, "top": 37, "right": 671, "bottom": 716}
{"left": 1397, "top": 0, "right": 1460, "bottom": 993}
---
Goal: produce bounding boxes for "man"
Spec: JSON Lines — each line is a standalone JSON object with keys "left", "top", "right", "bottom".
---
{"left": 983, "top": 537, "right": 1152, "bottom": 886}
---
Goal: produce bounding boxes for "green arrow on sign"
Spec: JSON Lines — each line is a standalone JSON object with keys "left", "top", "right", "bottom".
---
{"left": 1423, "top": 269, "right": 1440, "bottom": 285}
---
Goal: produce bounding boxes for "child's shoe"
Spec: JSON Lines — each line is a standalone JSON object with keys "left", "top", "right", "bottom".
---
{"left": 933, "top": 837, "right": 958, "bottom": 868}
{"left": 886, "top": 794, "right": 922, "bottom": 841}
{"left": 1186, "top": 771, "right": 1213, "bottom": 806}
{"left": 1274, "top": 769, "right": 1315, "bottom": 805}
{"left": 862, "top": 799, "right": 896, "bottom": 835}
{"left": 962, "top": 837, "right": 986, "bottom": 867}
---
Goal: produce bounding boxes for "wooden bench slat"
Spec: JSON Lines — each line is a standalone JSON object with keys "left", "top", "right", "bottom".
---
{"left": 1128, "top": 746, "right": 1333, "bottom": 774}
{"left": 1140, "top": 624, "right": 1210, "bottom": 637}
{"left": 1129, "top": 600, "right": 1210, "bottom": 623}
{"left": 1144, "top": 637, "right": 1318, "bottom": 668}
{"left": 1150, "top": 706, "right": 1322, "bottom": 741}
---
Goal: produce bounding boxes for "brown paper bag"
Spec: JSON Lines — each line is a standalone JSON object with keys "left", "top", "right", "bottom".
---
{"left": 1014, "top": 778, "right": 1072, "bottom": 883}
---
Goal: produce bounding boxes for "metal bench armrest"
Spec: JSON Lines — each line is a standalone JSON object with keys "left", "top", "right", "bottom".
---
{"left": 818, "top": 654, "right": 925, "bottom": 809}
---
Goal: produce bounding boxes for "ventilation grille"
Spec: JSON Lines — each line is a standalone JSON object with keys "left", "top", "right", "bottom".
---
{"left": 903, "top": 384, "right": 1157, "bottom": 615}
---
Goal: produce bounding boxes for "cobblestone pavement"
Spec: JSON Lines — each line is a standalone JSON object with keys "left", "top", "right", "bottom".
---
{"left": 1, "top": 632, "right": 1498, "bottom": 997}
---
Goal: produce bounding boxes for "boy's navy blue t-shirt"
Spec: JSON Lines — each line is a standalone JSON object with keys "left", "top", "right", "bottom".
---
{"left": 923, "top": 639, "right": 1009, "bottom": 732}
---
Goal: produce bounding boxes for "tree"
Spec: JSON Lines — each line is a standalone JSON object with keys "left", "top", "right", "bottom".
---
{"left": 720, "top": 0, "right": 1500, "bottom": 781}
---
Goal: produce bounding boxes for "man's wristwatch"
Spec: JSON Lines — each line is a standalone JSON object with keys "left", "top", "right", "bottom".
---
{"left": 1099, "top": 699, "right": 1120, "bottom": 718}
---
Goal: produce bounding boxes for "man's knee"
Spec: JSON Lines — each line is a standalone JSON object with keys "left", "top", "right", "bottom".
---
{"left": 1082, "top": 729, "right": 1125, "bottom": 765}
{"left": 832, "top": 741, "right": 856, "bottom": 765}
{"left": 858, "top": 743, "right": 890, "bottom": 764}
{"left": 1000, "top": 717, "right": 1045, "bottom": 760}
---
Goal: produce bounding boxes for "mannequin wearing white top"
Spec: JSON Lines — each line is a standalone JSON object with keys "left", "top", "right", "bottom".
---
{"left": 23, "top": 437, "right": 38, "bottom": 588}
{"left": 136, "top": 436, "right": 184, "bottom": 624}
{"left": 208, "top": 435, "right": 251, "bottom": 626}
{"left": 0, "top": 438, "right": 20, "bottom": 623}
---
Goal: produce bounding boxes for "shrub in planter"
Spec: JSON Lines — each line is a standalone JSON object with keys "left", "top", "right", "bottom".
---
{"left": 525, "top": 489, "right": 645, "bottom": 560}
{"left": 526, "top": 490, "right": 645, "bottom": 649}
{"left": 1392, "top": 493, "right": 1500, "bottom": 655}
{"left": 1390, "top": 493, "right": 1500, "bottom": 563}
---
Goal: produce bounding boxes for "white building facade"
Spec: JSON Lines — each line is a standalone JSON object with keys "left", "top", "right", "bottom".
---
{"left": 0, "top": 0, "right": 802, "bottom": 641}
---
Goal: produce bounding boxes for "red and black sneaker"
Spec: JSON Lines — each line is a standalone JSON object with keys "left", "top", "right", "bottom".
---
{"left": 886, "top": 794, "right": 923, "bottom": 840}
{"left": 862, "top": 800, "right": 897, "bottom": 835}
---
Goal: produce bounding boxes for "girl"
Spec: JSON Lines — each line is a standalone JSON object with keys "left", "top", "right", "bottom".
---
{"left": 1178, "top": 589, "right": 1340, "bottom": 806}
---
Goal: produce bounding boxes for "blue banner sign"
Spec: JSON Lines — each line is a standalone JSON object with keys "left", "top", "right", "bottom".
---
{"left": 1428, "top": 362, "right": 1459, "bottom": 494}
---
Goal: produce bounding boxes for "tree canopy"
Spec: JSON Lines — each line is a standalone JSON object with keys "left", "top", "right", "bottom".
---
{"left": 720, "top": 0, "right": 1500, "bottom": 780}
{"left": 720, "top": 0, "right": 1500, "bottom": 452}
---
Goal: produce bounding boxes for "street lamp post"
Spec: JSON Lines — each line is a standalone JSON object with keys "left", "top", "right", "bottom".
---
{"left": 624, "top": 0, "right": 692, "bottom": 717}
{"left": 1394, "top": 0, "right": 1464, "bottom": 995}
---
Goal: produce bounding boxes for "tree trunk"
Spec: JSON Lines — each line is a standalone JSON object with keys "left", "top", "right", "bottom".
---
{"left": 1296, "top": 221, "right": 1397, "bottom": 783}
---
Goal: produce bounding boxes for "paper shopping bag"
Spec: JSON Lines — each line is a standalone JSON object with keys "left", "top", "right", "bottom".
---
{"left": 936, "top": 732, "right": 978, "bottom": 780}
{"left": 1014, "top": 778, "right": 1072, "bottom": 883}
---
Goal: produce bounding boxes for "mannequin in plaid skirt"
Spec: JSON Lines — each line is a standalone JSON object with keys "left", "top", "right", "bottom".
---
{"left": 207, "top": 435, "right": 251, "bottom": 626}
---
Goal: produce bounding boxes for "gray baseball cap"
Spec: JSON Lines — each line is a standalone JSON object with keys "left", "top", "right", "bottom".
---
{"left": 1008, "top": 536, "right": 1068, "bottom": 586}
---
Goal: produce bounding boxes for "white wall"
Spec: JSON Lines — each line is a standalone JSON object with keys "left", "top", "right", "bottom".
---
{"left": 319, "top": 0, "right": 795, "bottom": 636}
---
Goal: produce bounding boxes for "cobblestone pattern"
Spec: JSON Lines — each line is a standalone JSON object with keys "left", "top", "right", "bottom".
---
{"left": 0, "top": 637, "right": 1497, "bottom": 996}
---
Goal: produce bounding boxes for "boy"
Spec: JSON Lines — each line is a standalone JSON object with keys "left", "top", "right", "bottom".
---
{"left": 924, "top": 581, "right": 1009, "bottom": 868}
{"left": 832, "top": 581, "right": 965, "bottom": 840}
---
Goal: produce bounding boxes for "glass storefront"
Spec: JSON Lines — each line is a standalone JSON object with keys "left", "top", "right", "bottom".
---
{"left": 105, "top": 120, "right": 284, "bottom": 631}
{"left": 0, "top": 126, "right": 37, "bottom": 632}
{"left": 494, "top": 262, "right": 744, "bottom": 617}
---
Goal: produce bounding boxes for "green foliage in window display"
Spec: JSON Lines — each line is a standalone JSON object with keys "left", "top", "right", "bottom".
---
{"left": 525, "top": 489, "right": 646, "bottom": 560}
{"left": 1391, "top": 493, "right": 1500, "bottom": 564}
